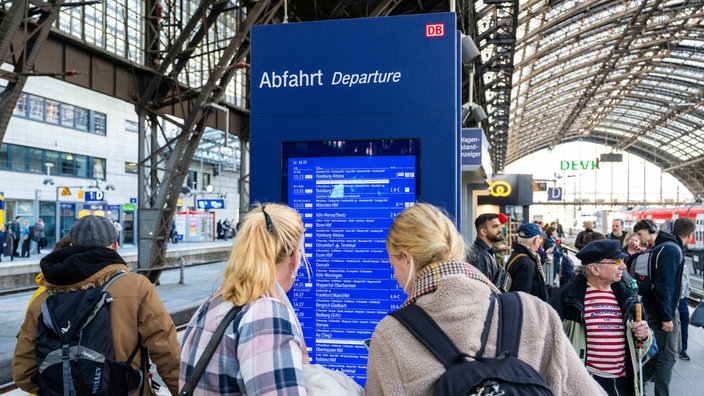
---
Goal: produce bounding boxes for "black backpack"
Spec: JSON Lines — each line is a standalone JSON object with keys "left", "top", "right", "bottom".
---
{"left": 628, "top": 241, "right": 681, "bottom": 296}
{"left": 391, "top": 293, "right": 553, "bottom": 395}
{"left": 34, "top": 272, "right": 143, "bottom": 396}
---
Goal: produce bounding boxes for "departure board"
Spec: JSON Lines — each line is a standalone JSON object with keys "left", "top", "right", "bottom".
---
{"left": 284, "top": 147, "right": 418, "bottom": 384}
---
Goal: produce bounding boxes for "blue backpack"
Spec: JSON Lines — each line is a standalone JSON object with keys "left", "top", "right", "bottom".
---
{"left": 391, "top": 293, "right": 553, "bottom": 395}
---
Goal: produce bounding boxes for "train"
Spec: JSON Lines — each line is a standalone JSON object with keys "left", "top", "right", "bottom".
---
{"left": 618, "top": 204, "right": 704, "bottom": 273}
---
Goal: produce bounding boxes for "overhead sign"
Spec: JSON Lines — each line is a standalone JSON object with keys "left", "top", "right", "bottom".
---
{"left": 84, "top": 191, "right": 105, "bottom": 201}
{"left": 547, "top": 187, "right": 563, "bottom": 201}
{"left": 560, "top": 159, "right": 600, "bottom": 171}
{"left": 196, "top": 199, "right": 225, "bottom": 209}
{"left": 478, "top": 174, "right": 534, "bottom": 206}
{"left": 61, "top": 187, "right": 71, "bottom": 196}
{"left": 129, "top": 197, "right": 137, "bottom": 204}
{"left": 460, "top": 128, "right": 482, "bottom": 167}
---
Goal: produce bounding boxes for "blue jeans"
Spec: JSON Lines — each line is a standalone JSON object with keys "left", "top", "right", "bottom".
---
{"left": 678, "top": 298, "right": 689, "bottom": 351}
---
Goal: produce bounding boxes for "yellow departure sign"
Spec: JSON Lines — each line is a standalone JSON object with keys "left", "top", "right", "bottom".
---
{"left": 61, "top": 187, "right": 71, "bottom": 196}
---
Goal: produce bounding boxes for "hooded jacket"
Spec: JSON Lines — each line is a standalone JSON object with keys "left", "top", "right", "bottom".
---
{"left": 12, "top": 246, "right": 181, "bottom": 395}
{"left": 549, "top": 274, "right": 652, "bottom": 396}
{"left": 642, "top": 231, "right": 685, "bottom": 324}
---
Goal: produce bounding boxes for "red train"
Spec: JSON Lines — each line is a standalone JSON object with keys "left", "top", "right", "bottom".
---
{"left": 619, "top": 204, "right": 704, "bottom": 272}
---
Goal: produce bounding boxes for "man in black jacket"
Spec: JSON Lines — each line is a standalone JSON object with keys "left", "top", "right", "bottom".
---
{"left": 507, "top": 223, "right": 548, "bottom": 301}
{"left": 11, "top": 216, "right": 20, "bottom": 257}
{"left": 466, "top": 213, "right": 506, "bottom": 290}
{"left": 640, "top": 218, "right": 694, "bottom": 396}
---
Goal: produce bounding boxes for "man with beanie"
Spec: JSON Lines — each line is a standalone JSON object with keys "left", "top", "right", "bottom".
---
{"left": 12, "top": 215, "right": 181, "bottom": 395}
{"left": 549, "top": 239, "right": 652, "bottom": 396}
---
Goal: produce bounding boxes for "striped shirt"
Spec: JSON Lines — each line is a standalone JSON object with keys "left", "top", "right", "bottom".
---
{"left": 179, "top": 288, "right": 306, "bottom": 395}
{"left": 584, "top": 285, "right": 627, "bottom": 378}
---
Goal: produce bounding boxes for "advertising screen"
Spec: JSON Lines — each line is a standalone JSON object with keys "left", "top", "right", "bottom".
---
{"left": 282, "top": 139, "right": 419, "bottom": 384}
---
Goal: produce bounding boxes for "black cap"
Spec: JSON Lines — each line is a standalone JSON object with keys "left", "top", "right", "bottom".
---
{"left": 576, "top": 239, "right": 629, "bottom": 265}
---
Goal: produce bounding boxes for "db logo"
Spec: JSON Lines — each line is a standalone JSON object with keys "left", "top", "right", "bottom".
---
{"left": 489, "top": 180, "right": 512, "bottom": 197}
{"left": 426, "top": 23, "right": 444, "bottom": 38}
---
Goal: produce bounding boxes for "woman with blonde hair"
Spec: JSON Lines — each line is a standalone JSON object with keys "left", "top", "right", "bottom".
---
{"left": 365, "top": 203, "right": 605, "bottom": 395}
{"left": 180, "top": 203, "right": 309, "bottom": 394}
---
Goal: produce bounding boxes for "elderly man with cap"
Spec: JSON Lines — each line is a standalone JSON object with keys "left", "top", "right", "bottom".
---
{"left": 466, "top": 213, "right": 510, "bottom": 291}
{"left": 506, "top": 223, "right": 549, "bottom": 301}
{"left": 549, "top": 239, "right": 652, "bottom": 396}
{"left": 12, "top": 215, "right": 181, "bottom": 395}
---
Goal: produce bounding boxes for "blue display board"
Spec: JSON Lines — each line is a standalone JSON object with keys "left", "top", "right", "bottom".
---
{"left": 282, "top": 139, "right": 418, "bottom": 381}
{"left": 251, "top": 12, "right": 461, "bottom": 385}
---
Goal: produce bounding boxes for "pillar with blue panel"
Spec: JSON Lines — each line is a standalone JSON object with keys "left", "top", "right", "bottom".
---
{"left": 250, "top": 13, "right": 462, "bottom": 384}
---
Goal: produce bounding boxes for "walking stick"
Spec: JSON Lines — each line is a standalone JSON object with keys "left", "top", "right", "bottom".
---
{"left": 636, "top": 303, "right": 644, "bottom": 396}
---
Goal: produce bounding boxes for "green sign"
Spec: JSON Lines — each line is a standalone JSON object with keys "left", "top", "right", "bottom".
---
{"left": 122, "top": 204, "right": 135, "bottom": 211}
{"left": 560, "top": 159, "right": 599, "bottom": 171}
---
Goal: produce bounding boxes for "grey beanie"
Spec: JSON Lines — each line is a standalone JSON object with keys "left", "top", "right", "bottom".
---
{"left": 69, "top": 215, "right": 118, "bottom": 247}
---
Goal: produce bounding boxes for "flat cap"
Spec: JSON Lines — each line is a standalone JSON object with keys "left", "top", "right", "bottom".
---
{"left": 576, "top": 239, "right": 629, "bottom": 265}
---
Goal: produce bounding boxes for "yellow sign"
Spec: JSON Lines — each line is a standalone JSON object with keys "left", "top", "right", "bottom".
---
{"left": 61, "top": 187, "right": 71, "bottom": 196}
{"left": 78, "top": 190, "right": 84, "bottom": 199}
{"left": 177, "top": 197, "right": 183, "bottom": 205}
{"left": 489, "top": 180, "right": 512, "bottom": 197}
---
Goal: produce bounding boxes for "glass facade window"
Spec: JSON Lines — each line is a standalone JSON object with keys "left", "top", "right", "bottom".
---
{"left": 28, "top": 148, "right": 44, "bottom": 173}
{"left": 75, "top": 155, "right": 88, "bottom": 178}
{"left": 9, "top": 145, "right": 26, "bottom": 171}
{"left": 28, "top": 95, "right": 44, "bottom": 121}
{"left": 94, "top": 112, "right": 107, "bottom": 135}
{"left": 61, "top": 103, "right": 75, "bottom": 127}
{"left": 60, "top": 153, "right": 75, "bottom": 175}
{"left": 125, "top": 161, "right": 138, "bottom": 173}
{"left": 74, "top": 107, "right": 89, "bottom": 131}
{"left": 45, "top": 100, "right": 61, "bottom": 124}
{"left": 0, "top": 144, "right": 8, "bottom": 168}
{"left": 187, "top": 171, "right": 198, "bottom": 190}
{"left": 45, "top": 151, "right": 59, "bottom": 173}
{"left": 93, "top": 158, "right": 106, "bottom": 180}
{"left": 125, "top": 120, "right": 138, "bottom": 133}
{"left": 13, "top": 94, "right": 27, "bottom": 117}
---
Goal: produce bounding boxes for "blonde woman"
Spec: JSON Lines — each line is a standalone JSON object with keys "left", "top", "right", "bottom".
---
{"left": 180, "top": 203, "right": 309, "bottom": 394}
{"left": 365, "top": 203, "right": 605, "bottom": 396}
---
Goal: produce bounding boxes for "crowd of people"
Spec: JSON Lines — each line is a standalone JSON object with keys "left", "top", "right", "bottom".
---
{"left": 0, "top": 216, "right": 47, "bottom": 262}
{"left": 9, "top": 202, "right": 698, "bottom": 396}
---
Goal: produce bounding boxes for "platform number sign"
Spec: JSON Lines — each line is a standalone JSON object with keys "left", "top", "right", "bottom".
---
{"left": 547, "top": 187, "right": 563, "bottom": 201}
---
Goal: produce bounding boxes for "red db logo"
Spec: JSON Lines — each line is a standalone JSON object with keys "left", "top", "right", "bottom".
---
{"left": 426, "top": 23, "right": 444, "bottom": 38}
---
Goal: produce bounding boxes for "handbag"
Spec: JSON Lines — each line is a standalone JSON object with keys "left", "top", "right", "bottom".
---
{"left": 691, "top": 300, "right": 704, "bottom": 328}
{"left": 179, "top": 305, "right": 242, "bottom": 396}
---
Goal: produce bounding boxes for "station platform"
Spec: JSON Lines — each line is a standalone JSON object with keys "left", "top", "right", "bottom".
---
{"left": 0, "top": 243, "right": 703, "bottom": 394}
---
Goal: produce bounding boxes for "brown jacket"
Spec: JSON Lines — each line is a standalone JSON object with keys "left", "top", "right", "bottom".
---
{"left": 12, "top": 262, "right": 180, "bottom": 395}
{"left": 365, "top": 275, "right": 607, "bottom": 395}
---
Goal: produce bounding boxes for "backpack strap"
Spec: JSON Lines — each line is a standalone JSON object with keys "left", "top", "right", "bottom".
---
{"left": 505, "top": 253, "right": 528, "bottom": 272}
{"left": 179, "top": 305, "right": 242, "bottom": 396}
{"left": 101, "top": 271, "right": 128, "bottom": 292}
{"left": 390, "top": 304, "right": 463, "bottom": 368}
{"left": 495, "top": 292, "right": 523, "bottom": 357}
{"left": 391, "top": 296, "right": 498, "bottom": 365}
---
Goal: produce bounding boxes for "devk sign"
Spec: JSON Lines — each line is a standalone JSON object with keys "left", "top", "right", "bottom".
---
{"left": 560, "top": 159, "right": 600, "bottom": 171}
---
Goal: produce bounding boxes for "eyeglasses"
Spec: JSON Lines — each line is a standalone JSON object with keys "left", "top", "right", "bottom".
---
{"left": 595, "top": 258, "right": 624, "bottom": 267}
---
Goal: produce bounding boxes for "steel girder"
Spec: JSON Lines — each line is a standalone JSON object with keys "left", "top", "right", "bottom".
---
{"left": 135, "top": 0, "right": 276, "bottom": 282}
{"left": 510, "top": 0, "right": 704, "bottom": 196}
{"left": 0, "top": 0, "right": 64, "bottom": 142}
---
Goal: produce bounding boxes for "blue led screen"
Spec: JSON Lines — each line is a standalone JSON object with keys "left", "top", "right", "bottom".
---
{"left": 283, "top": 139, "right": 419, "bottom": 384}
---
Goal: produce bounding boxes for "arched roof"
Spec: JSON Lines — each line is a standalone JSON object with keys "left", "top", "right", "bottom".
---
{"left": 509, "top": 0, "right": 704, "bottom": 196}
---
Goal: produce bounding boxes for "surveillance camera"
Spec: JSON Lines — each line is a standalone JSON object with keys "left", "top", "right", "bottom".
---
{"left": 43, "top": 178, "right": 54, "bottom": 185}
{"left": 461, "top": 34, "right": 480, "bottom": 64}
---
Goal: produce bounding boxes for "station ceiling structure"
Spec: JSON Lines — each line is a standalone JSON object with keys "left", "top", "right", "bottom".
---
{"left": 2, "top": 0, "right": 704, "bottom": 278}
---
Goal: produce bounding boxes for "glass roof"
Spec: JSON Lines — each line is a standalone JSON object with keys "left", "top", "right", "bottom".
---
{"left": 509, "top": 0, "right": 704, "bottom": 195}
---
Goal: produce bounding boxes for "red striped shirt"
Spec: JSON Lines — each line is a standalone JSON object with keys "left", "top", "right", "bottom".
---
{"left": 584, "top": 285, "right": 626, "bottom": 378}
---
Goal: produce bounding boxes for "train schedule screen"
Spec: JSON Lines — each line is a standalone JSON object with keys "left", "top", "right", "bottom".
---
{"left": 286, "top": 154, "right": 416, "bottom": 384}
